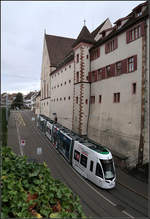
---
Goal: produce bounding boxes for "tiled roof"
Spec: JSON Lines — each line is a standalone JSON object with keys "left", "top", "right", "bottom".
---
{"left": 24, "top": 92, "right": 35, "bottom": 100}
{"left": 50, "top": 52, "right": 74, "bottom": 75}
{"left": 45, "top": 34, "right": 75, "bottom": 67}
{"left": 72, "top": 25, "right": 95, "bottom": 48}
{"left": 91, "top": 3, "right": 148, "bottom": 50}
{"left": 91, "top": 18, "right": 108, "bottom": 38}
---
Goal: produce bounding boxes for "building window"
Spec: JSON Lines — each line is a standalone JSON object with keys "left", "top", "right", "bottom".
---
{"left": 136, "top": 8, "right": 142, "bottom": 17}
{"left": 76, "top": 72, "right": 79, "bottom": 83}
{"left": 69, "top": 65, "right": 71, "bottom": 68}
{"left": 86, "top": 55, "right": 88, "bottom": 59}
{"left": 90, "top": 96, "right": 95, "bottom": 104}
{"left": 106, "top": 65, "right": 111, "bottom": 77}
{"left": 102, "top": 32, "right": 105, "bottom": 38}
{"left": 76, "top": 96, "right": 78, "bottom": 104}
{"left": 69, "top": 80, "right": 71, "bottom": 83}
{"left": 116, "top": 62, "right": 122, "bottom": 75}
{"left": 65, "top": 68, "right": 66, "bottom": 71}
{"left": 77, "top": 54, "right": 79, "bottom": 63}
{"left": 85, "top": 99, "right": 88, "bottom": 104}
{"left": 61, "top": 83, "right": 62, "bottom": 86}
{"left": 68, "top": 96, "right": 70, "bottom": 100}
{"left": 116, "top": 21, "right": 121, "bottom": 29}
{"left": 99, "top": 95, "right": 102, "bottom": 103}
{"left": 114, "top": 93, "right": 120, "bottom": 103}
{"left": 90, "top": 47, "right": 100, "bottom": 61}
{"left": 128, "top": 57, "right": 134, "bottom": 72}
{"left": 127, "top": 24, "right": 142, "bottom": 43}
{"left": 137, "top": 11, "right": 142, "bottom": 17}
{"left": 64, "top": 81, "right": 66, "bottom": 85}
{"left": 132, "top": 83, "right": 136, "bottom": 94}
{"left": 60, "top": 97, "right": 62, "bottom": 101}
{"left": 105, "top": 38, "right": 117, "bottom": 53}
{"left": 57, "top": 98, "right": 58, "bottom": 101}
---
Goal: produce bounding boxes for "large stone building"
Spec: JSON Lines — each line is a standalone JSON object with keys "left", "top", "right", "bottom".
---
{"left": 40, "top": 1, "right": 149, "bottom": 168}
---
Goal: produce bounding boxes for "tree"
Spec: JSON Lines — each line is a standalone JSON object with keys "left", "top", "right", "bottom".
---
{"left": 11, "top": 92, "right": 24, "bottom": 109}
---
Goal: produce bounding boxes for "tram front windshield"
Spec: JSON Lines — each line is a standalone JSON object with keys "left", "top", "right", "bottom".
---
{"left": 100, "top": 159, "right": 115, "bottom": 180}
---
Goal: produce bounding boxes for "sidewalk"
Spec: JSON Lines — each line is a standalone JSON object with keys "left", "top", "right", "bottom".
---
{"left": 116, "top": 167, "right": 149, "bottom": 200}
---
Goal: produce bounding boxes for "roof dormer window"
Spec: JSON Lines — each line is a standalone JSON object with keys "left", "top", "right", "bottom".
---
{"left": 117, "top": 21, "right": 121, "bottom": 29}
{"left": 135, "top": 8, "right": 142, "bottom": 17}
{"left": 102, "top": 32, "right": 105, "bottom": 38}
{"left": 137, "top": 10, "right": 142, "bottom": 17}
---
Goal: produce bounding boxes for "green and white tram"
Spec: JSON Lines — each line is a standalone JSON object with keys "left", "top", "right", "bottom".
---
{"left": 72, "top": 140, "right": 116, "bottom": 189}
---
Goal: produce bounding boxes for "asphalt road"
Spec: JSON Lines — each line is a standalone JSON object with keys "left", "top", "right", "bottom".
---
{"left": 7, "top": 110, "right": 148, "bottom": 218}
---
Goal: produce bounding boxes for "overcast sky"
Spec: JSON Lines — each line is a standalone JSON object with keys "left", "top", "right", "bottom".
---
{"left": 1, "top": 1, "right": 145, "bottom": 95}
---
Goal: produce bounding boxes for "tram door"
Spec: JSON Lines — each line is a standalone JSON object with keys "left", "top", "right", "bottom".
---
{"left": 94, "top": 162, "right": 104, "bottom": 187}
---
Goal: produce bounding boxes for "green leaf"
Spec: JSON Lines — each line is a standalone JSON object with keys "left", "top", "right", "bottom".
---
{"left": 50, "top": 212, "right": 62, "bottom": 218}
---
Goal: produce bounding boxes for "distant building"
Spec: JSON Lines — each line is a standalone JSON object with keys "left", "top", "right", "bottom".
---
{"left": 35, "top": 91, "right": 41, "bottom": 115}
{"left": 40, "top": 1, "right": 149, "bottom": 168}
{"left": 24, "top": 91, "right": 39, "bottom": 111}
{"left": 1, "top": 93, "right": 17, "bottom": 107}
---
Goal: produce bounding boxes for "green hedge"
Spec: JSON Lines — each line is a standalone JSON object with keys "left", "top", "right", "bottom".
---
{"left": 1, "top": 107, "right": 8, "bottom": 146}
{"left": 1, "top": 146, "right": 86, "bottom": 218}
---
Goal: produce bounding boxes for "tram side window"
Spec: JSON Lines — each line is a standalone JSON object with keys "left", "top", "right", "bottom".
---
{"left": 95, "top": 163, "right": 103, "bottom": 178}
{"left": 74, "top": 150, "right": 80, "bottom": 162}
{"left": 80, "top": 154, "right": 87, "bottom": 168}
{"left": 90, "top": 160, "right": 94, "bottom": 172}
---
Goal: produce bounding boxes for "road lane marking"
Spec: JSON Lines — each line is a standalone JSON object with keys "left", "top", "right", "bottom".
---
{"left": 122, "top": 210, "right": 135, "bottom": 218}
{"left": 29, "top": 121, "right": 118, "bottom": 207}
{"left": 16, "top": 123, "right": 23, "bottom": 156}
{"left": 15, "top": 112, "right": 26, "bottom": 127}
{"left": 22, "top": 112, "right": 137, "bottom": 218}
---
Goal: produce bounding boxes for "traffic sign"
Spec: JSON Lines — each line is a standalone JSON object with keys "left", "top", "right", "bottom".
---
{"left": 20, "top": 139, "right": 26, "bottom": 146}
{"left": 37, "top": 147, "right": 42, "bottom": 155}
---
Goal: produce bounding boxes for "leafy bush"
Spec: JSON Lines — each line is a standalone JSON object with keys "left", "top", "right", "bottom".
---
{"left": 1, "top": 146, "right": 86, "bottom": 218}
{"left": 1, "top": 107, "right": 8, "bottom": 146}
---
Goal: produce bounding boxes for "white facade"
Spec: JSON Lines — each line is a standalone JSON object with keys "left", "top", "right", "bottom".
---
{"left": 40, "top": 2, "right": 149, "bottom": 168}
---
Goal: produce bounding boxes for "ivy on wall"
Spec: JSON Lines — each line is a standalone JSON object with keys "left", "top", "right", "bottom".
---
{"left": 1, "top": 146, "right": 86, "bottom": 218}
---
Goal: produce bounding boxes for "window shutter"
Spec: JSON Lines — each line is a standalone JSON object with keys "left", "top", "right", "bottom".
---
{"left": 92, "top": 71, "right": 95, "bottom": 82}
{"left": 102, "top": 67, "right": 105, "bottom": 79}
{"left": 126, "top": 30, "right": 130, "bottom": 44}
{"left": 134, "top": 55, "right": 137, "bottom": 71}
{"left": 121, "top": 59, "right": 127, "bottom": 74}
{"left": 111, "top": 64, "right": 116, "bottom": 76}
{"left": 141, "top": 22, "right": 145, "bottom": 36}
{"left": 88, "top": 72, "right": 91, "bottom": 82}
{"left": 95, "top": 70, "right": 98, "bottom": 81}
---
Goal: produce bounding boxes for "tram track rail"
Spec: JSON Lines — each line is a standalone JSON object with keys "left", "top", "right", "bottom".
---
{"left": 23, "top": 110, "right": 149, "bottom": 201}
{"left": 18, "top": 110, "right": 148, "bottom": 218}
